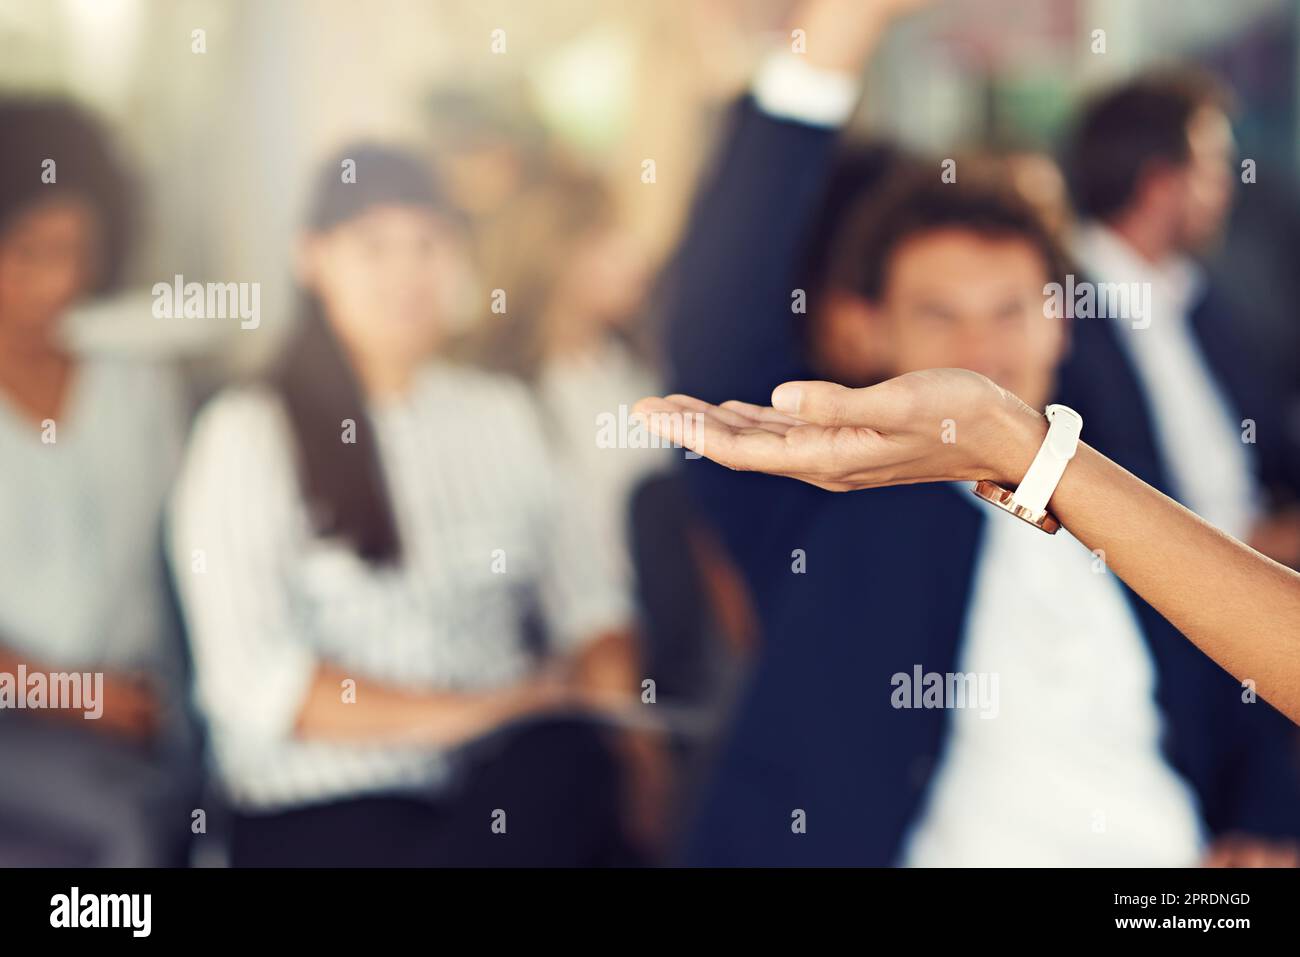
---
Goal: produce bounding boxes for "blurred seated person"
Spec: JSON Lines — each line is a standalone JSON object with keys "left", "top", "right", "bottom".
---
{"left": 168, "top": 145, "right": 662, "bottom": 866}
{"left": 628, "top": 473, "right": 759, "bottom": 707}
{"left": 0, "top": 99, "right": 198, "bottom": 866}
{"left": 626, "top": 470, "right": 759, "bottom": 855}
{"left": 466, "top": 168, "right": 668, "bottom": 596}
{"left": 463, "top": 170, "right": 770, "bottom": 839}
{"left": 665, "top": 0, "right": 1300, "bottom": 866}
{"left": 1061, "top": 70, "right": 1300, "bottom": 568}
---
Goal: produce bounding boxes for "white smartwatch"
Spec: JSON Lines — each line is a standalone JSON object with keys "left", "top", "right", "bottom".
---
{"left": 972, "top": 404, "right": 1083, "bottom": 534}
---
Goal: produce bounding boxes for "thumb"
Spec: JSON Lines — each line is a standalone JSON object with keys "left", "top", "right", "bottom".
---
{"left": 768, "top": 380, "right": 858, "bottom": 426}
{"left": 771, "top": 378, "right": 914, "bottom": 429}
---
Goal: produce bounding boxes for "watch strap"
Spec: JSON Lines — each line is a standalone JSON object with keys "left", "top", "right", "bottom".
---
{"left": 1010, "top": 404, "right": 1083, "bottom": 515}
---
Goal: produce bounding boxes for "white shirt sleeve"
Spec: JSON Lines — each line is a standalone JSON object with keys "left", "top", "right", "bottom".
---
{"left": 751, "top": 52, "right": 860, "bottom": 128}
{"left": 167, "top": 389, "right": 318, "bottom": 747}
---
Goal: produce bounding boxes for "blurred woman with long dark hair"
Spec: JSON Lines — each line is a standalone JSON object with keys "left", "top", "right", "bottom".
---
{"left": 169, "top": 144, "right": 651, "bottom": 866}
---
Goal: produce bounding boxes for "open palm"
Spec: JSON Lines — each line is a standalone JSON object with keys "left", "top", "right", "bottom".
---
{"left": 633, "top": 368, "right": 1041, "bottom": 492}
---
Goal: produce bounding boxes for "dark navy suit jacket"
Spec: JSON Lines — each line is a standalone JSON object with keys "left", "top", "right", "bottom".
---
{"left": 1057, "top": 275, "right": 1300, "bottom": 508}
{"left": 664, "top": 98, "right": 1300, "bottom": 866}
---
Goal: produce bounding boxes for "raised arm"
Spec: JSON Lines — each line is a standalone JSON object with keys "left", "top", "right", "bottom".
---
{"left": 665, "top": 0, "right": 923, "bottom": 404}
{"left": 634, "top": 369, "right": 1300, "bottom": 723}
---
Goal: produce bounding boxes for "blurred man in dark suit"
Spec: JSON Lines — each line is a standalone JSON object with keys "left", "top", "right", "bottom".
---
{"left": 1060, "top": 71, "right": 1300, "bottom": 568}
{"left": 664, "top": 0, "right": 1300, "bottom": 866}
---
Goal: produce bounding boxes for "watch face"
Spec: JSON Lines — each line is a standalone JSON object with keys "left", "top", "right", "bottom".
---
{"left": 972, "top": 481, "right": 1061, "bottom": 535}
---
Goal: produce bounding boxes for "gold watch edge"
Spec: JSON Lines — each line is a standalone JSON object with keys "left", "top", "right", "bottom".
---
{"left": 972, "top": 480, "right": 1061, "bottom": 534}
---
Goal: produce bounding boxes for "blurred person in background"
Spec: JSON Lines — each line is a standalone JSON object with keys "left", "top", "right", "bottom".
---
{"left": 1006, "top": 150, "right": 1073, "bottom": 242}
{"left": 465, "top": 167, "right": 753, "bottom": 834}
{"left": 786, "top": 137, "right": 914, "bottom": 388}
{"left": 467, "top": 167, "right": 666, "bottom": 593}
{"left": 1060, "top": 70, "right": 1300, "bottom": 569}
{"left": 460, "top": 167, "right": 683, "bottom": 846}
{"left": 664, "top": 0, "right": 1300, "bottom": 866}
{"left": 960, "top": 148, "right": 1074, "bottom": 244}
{"left": 638, "top": 107, "right": 909, "bottom": 837}
{"left": 168, "top": 144, "right": 663, "bottom": 866}
{"left": 0, "top": 99, "right": 199, "bottom": 866}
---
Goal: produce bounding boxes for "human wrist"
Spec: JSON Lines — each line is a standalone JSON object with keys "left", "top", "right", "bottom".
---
{"left": 983, "top": 397, "right": 1048, "bottom": 490}
{"left": 798, "top": 22, "right": 887, "bottom": 75}
{"left": 788, "top": 0, "right": 892, "bottom": 73}
{"left": 492, "top": 683, "right": 541, "bottom": 723}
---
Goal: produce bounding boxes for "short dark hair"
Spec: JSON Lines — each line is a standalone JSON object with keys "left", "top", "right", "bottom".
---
{"left": 0, "top": 98, "right": 136, "bottom": 293}
{"left": 799, "top": 138, "right": 911, "bottom": 294}
{"left": 1065, "top": 69, "right": 1231, "bottom": 220}
{"left": 831, "top": 166, "right": 1068, "bottom": 302}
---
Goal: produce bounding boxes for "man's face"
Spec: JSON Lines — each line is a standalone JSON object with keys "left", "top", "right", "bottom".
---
{"left": 1173, "top": 105, "right": 1235, "bottom": 252}
{"left": 872, "top": 229, "right": 1065, "bottom": 409}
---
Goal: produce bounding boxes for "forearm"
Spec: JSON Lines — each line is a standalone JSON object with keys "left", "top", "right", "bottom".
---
{"left": 569, "top": 629, "right": 641, "bottom": 700}
{"left": 292, "top": 665, "right": 530, "bottom": 748}
{"left": 997, "top": 409, "right": 1300, "bottom": 721}
{"left": 0, "top": 643, "right": 158, "bottom": 737}
{"left": 568, "top": 629, "right": 660, "bottom": 744}
{"left": 636, "top": 367, "right": 1300, "bottom": 720}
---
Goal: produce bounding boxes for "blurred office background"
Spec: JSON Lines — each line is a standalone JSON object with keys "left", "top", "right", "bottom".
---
{"left": 1, "top": 0, "right": 1298, "bottom": 388}
{"left": 2, "top": 0, "right": 1300, "bottom": 866}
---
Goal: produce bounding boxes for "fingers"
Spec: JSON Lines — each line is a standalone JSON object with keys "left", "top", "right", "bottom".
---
{"left": 631, "top": 397, "right": 715, "bottom": 454}
{"left": 665, "top": 394, "right": 759, "bottom": 431}
{"left": 639, "top": 396, "right": 745, "bottom": 447}
{"left": 717, "top": 399, "right": 802, "bottom": 425}
{"left": 632, "top": 396, "right": 789, "bottom": 471}
{"left": 638, "top": 395, "right": 795, "bottom": 436}
{"left": 719, "top": 400, "right": 800, "bottom": 433}
{"left": 635, "top": 395, "right": 752, "bottom": 442}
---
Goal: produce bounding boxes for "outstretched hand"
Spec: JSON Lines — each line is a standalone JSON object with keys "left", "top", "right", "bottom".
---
{"left": 633, "top": 368, "right": 1046, "bottom": 493}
